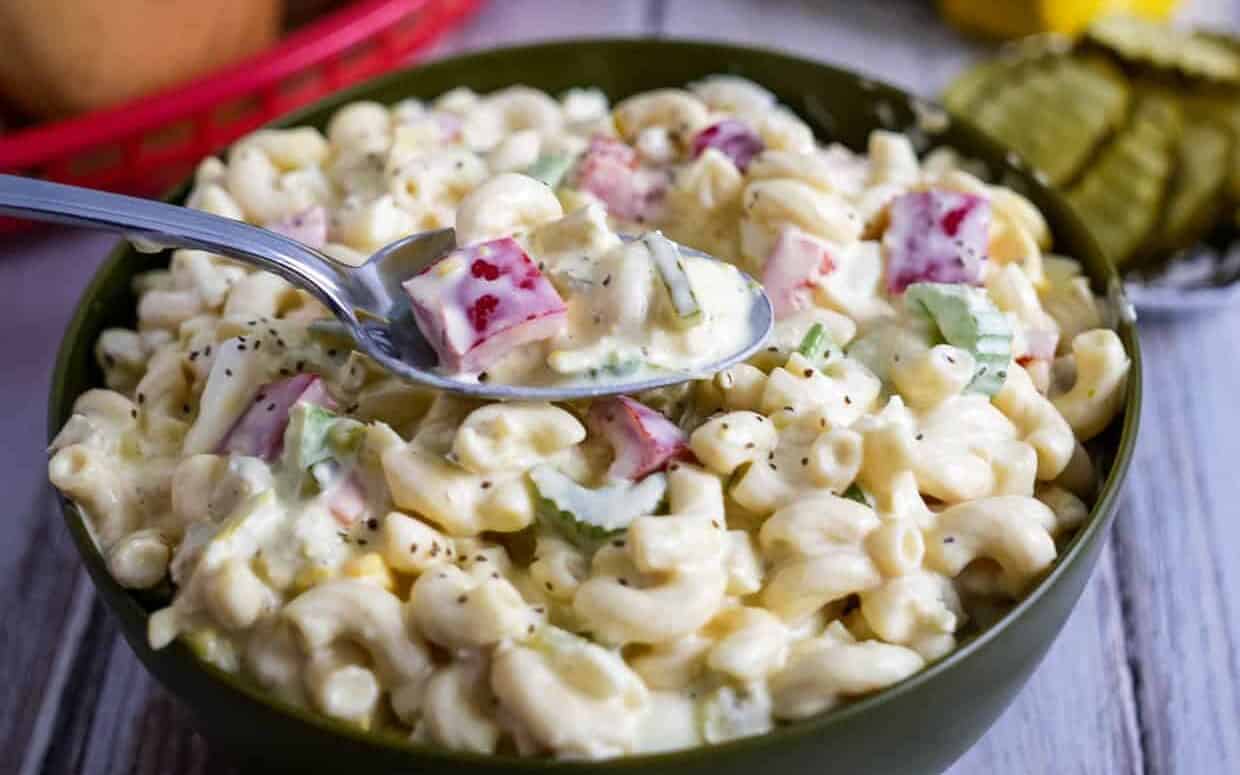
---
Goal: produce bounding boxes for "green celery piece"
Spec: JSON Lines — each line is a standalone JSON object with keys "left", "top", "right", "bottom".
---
{"left": 904, "top": 282, "right": 1013, "bottom": 396}
{"left": 524, "top": 153, "right": 576, "bottom": 188}
{"left": 570, "top": 352, "right": 647, "bottom": 382}
{"left": 530, "top": 465, "right": 667, "bottom": 548}
{"left": 643, "top": 232, "right": 702, "bottom": 329}
{"left": 841, "top": 483, "right": 868, "bottom": 505}
{"left": 595, "top": 354, "right": 643, "bottom": 380}
{"left": 796, "top": 323, "right": 837, "bottom": 363}
{"left": 605, "top": 360, "right": 642, "bottom": 377}
{"left": 285, "top": 403, "right": 364, "bottom": 472}
{"left": 844, "top": 321, "right": 933, "bottom": 385}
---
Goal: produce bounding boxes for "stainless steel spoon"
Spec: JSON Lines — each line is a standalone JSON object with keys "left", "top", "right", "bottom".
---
{"left": 0, "top": 174, "right": 773, "bottom": 400}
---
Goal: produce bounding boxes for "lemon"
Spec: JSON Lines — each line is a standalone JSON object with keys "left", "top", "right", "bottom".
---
{"left": 938, "top": 0, "right": 1178, "bottom": 39}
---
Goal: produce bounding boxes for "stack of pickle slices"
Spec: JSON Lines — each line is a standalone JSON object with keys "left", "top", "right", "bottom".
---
{"left": 944, "top": 15, "right": 1240, "bottom": 276}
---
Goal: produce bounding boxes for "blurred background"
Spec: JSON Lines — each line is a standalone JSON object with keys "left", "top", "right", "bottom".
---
{"left": 2, "top": 2, "right": 1238, "bottom": 775}
{"left": 0, "top": 0, "right": 1228, "bottom": 209}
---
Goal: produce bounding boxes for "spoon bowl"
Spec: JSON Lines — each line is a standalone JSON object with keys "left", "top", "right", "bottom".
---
{"left": 0, "top": 174, "right": 773, "bottom": 399}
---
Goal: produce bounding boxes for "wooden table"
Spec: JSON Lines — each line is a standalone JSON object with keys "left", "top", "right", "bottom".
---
{"left": 3, "top": 2, "right": 1238, "bottom": 772}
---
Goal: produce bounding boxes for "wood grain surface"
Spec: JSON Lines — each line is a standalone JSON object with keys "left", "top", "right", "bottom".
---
{"left": 2, "top": 1, "right": 1238, "bottom": 772}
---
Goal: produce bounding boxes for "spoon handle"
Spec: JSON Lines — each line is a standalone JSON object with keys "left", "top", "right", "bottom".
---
{"left": 0, "top": 174, "right": 357, "bottom": 322}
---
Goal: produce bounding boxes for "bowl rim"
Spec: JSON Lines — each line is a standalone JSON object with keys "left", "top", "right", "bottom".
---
{"left": 47, "top": 36, "right": 1143, "bottom": 769}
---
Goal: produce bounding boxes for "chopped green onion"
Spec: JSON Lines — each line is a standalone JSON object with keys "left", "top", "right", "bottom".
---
{"left": 797, "top": 323, "right": 832, "bottom": 362}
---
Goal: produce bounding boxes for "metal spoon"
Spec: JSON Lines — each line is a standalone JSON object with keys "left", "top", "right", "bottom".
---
{"left": 0, "top": 174, "right": 773, "bottom": 400}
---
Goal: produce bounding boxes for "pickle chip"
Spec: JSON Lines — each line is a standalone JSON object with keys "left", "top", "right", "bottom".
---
{"left": 1178, "top": 92, "right": 1240, "bottom": 225}
{"left": 968, "top": 55, "right": 1130, "bottom": 186}
{"left": 1066, "top": 94, "right": 1181, "bottom": 267}
{"left": 1087, "top": 15, "right": 1240, "bottom": 84}
{"left": 943, "top": 57, "right": 1018, "bottom": 115}
{"left": 1151, "top": 121, "right": 1230, "bottom": 258}
{"left": 943, "top": 35, "right": 1073, "bottom": 113}
{"left": 944, "top": 25, "right": 1239, "bottom": 275}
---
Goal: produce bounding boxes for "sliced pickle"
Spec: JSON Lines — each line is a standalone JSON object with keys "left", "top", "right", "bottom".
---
{"left": 1066, "top": 95, "right": 1180, "bottom": 267}
{"left": 943, "top": 35, "right": 1074, "bottom": 113}
{"left": 945, "top": 25, "right": 1240, "bottom": 273}
{"left": 962, "top": 54, "right": 1129, "bottom": 185}
{"left": 1152, "top": 121, "right": 1230, "bottom": 258}
{"left": 1179, "top": 92, "right": 1240, "bottom": 211}
{"left": 1087, "top": 15, "right": 1240, "bottom": 84}
{"left": 944, "top": 56, "right": 1026, "bottom": 114}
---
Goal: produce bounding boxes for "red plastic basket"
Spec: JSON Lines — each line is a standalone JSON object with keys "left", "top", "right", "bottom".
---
{"left": 0, "top": 0, "right": 482, "bottom": 233}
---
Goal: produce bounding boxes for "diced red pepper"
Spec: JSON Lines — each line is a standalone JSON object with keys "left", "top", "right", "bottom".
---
{"left": 572, "top": 135, "right": 668, "bottom": 222}
{"left": 691, "top": 119, "right": 765, "bottom": 171}
{"left": 402, "top": 237, "right": 568, "bottom": 374}
{"left": 584, "top": 134, "right": 638, "bottom": 168}
{"left": 218, "top": 374, "right": 335, "bottom": 460}
{"left": 883, "top": 190, "right": 990, "bottom": 294}
{"left": 588, "top": 396, "right": 690, "bottom": 480}
{"left": 265, "top": 206, "right": 327, "bottom": 249}
{"left": 762, "top": 226, "right": 838, "bottom": 319}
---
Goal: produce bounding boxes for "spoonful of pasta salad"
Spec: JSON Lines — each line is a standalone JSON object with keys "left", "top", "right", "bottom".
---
{"left": 0, "top": 173, "right": 773, "bottom": 400}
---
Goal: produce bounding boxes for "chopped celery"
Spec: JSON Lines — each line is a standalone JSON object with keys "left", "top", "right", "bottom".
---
{"left": 904, "top": 282, "right": 1013, "bottom": 396}
{"left": 643, "top": 232, "right": 702, "bottom": 328}
{"left": 796, "top": 323, "right": 837, "bottom": 363}
{"left": 592, "top": 354, "right": 643, "bottom": 380}
{"left": 530, "top": 465, "right": 667, "bottom": 547}
{"left": 844, "top": 321, "right": 932, "bottom": 385}
{"left": 284, "top": 403, "right": 365, "bottom": 473}
{"left": 841, "top": 483, "right": 868, "bottom": 506}
{"left": 524, "top": 153, "right": 576, "bottom": 188}
{"left": 288, "top": 404, "right": 338, "bottom": 471}
{"left": 558, "top": 351, "right": 646, "bottom": 382}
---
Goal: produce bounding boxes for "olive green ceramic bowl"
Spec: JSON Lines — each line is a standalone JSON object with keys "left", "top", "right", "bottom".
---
{"left": 49, "top": 39, "right": 1141, "bottom": 774}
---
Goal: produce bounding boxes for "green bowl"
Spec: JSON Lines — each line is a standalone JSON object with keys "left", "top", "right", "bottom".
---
{"left": 48, "top": 39, "right": 1141, "bottom": 774}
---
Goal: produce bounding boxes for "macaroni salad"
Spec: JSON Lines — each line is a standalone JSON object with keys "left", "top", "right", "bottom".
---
{"left": 48, "top": 76, "right": 1130, "bottom": 759}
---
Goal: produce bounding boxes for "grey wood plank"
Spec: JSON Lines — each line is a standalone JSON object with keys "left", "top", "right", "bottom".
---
{"left": 429, "top": 0, "right": 657, "bottom": 53}
{"left": 17, "top": 571, "right": 94, "bottom": 775}
{"left": 38, "top": 603, "right": 234, "bottom": 775}
{"left": 1108, "top": 310, "right": 1240, "bottom": 773}
{"left": 0, "top": 486, "right": 84, "bottom": 764}
{"left": 0, "top": 230, "right": 119, "bottom": 775}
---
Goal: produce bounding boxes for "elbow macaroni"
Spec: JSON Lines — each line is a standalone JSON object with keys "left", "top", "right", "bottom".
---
{"left": 49, "top": 77, "right": 1130, "bottom": 760}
